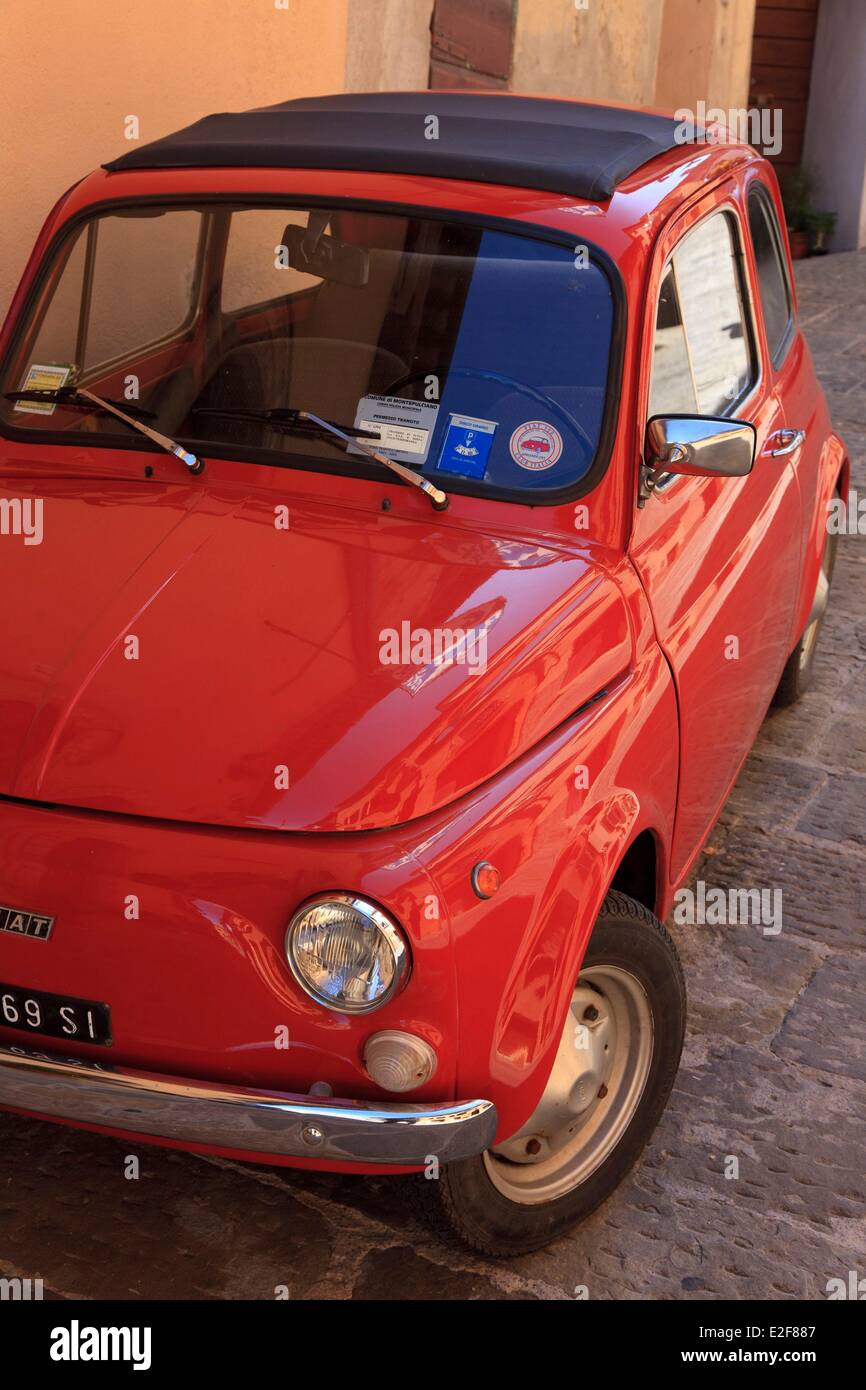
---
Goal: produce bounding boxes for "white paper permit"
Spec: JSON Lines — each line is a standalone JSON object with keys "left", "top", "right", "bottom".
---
{"left": 13, "top": 362, "right": 73, "bottom": 415}
{"left": 349, "top": 394, "right": 440, "bottom": 465}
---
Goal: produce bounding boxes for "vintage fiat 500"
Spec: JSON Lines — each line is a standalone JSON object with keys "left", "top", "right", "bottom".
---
{"left": 0, "top": 93, "right": 846, "bottom": 1255}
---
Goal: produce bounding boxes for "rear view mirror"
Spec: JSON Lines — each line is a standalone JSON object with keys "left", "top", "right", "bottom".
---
{"left": 281, "top": 219, "right": 370, "bottom": 288}
{"left": 640, "top": 414, "right": 756, "bottom": 505}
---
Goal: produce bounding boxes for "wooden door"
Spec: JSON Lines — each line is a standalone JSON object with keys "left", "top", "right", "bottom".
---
{"left": 429, "top": 0, "right": 514, "bottom": 90}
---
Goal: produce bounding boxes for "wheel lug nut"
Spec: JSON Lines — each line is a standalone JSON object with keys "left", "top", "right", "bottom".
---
{"left": 583, "top": 1005, "right": 599, "bottom": 1022}
{"left": 525, "top": 1138, "right": 542, "bottom": 1155}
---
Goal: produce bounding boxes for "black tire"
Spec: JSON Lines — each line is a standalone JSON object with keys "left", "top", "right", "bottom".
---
{"left": 409, "top": 891, "right": 685, "bottom": 1257}
{"left": 773, "top": 528, "right": 837, "bottom": 708}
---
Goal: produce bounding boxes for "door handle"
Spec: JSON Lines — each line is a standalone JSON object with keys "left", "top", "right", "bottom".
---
{"left": 764, "top": 428, "right": 806, "bottom": 457}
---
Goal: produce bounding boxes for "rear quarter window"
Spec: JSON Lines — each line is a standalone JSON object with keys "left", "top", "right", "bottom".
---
{"left": 747, "top": 185, "right": 793, "bottom": 363}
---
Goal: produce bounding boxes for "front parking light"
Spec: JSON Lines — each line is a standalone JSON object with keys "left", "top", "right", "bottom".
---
{"left": 285, "top": 893, "right": 410, "bottom": 1014}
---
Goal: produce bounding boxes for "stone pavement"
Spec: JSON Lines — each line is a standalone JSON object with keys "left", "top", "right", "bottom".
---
{"left": 1, "top": 254, "right": 864, "bottom": 1302}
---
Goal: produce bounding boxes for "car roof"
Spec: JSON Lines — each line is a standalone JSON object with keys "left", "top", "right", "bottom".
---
{"left": 103, "top": 91, "right": 700, "bottom": 202}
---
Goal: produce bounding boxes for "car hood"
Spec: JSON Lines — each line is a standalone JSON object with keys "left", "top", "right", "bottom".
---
{"left": 1, "top": 476, "right": 631, "bottom": 831}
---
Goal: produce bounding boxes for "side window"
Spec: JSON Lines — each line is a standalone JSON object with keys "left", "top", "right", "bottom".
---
{"left": 649, "top": 211, "right": 755, "bottom": 421}
{"left": 649, "top": 263, "right": 698, "bottom": 418}
{"left": 85, "top": 211, "right": 203, "bottom": 368}
{"left": 222, "top": 210, "right": 323, "bottom": 315}
{"left": 747, "top": 186, "right": 793, "bottom": 362}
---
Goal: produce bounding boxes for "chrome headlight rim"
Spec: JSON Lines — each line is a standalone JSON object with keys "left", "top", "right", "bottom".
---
{"left": 284, "top": 891, "right": 411, "bottom": 1015}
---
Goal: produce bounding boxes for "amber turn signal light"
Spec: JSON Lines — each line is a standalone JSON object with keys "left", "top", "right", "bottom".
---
{"left": 471, "top": 861, "right": 501, "bottom": 899}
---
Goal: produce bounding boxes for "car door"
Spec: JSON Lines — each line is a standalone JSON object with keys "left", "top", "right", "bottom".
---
{"left": 629, "top": 187, "right": 802, "bottom": 883}
{"left": 745, "top": 177, "right": 826, "bottom": 621}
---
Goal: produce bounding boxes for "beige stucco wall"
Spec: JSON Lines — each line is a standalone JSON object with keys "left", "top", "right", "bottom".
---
{"left": 654, "top": 0, "right": 756, "bottom": 114}
{"left": 346, "top": 0, "right": 434, "bottom": 92}
{"left": 0, "top": 0, "right": 434, "bottom": 323}
{"left": 512, "top": 0, "right": 666, "bottom": 105}
{"left": 0, "top": 0, "right": 766, "bottom": 322}
{"left": 512, "top": 0, "right": 755, "bottom": 117}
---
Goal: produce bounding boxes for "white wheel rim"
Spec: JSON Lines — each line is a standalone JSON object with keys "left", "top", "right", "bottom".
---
{"left": 483, "top": 965, "right": 654, "bottom": 1205}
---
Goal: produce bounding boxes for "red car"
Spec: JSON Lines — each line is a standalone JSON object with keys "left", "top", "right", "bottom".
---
{"left": 0, "top": 93, "right": 846, "bottom": 1256}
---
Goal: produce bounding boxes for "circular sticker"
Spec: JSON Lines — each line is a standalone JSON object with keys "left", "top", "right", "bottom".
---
{"left": 509, "top": 420, "right": 563, "bottom": 471}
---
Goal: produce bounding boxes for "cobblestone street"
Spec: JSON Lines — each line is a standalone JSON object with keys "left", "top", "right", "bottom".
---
{"left": 1, "top": 253, "right": 864, "bottom": 1303}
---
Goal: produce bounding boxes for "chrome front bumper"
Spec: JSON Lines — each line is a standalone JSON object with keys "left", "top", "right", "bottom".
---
{"left": 0, "top": 1047, "right": 497, "bottom": 1165}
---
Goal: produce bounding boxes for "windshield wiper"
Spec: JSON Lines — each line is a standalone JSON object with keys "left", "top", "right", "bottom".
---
{"left": 301, "top": 411, "right": 448, "bottom": 510}
{"left": 5, "top": 387, "right": 156, "bottom": 419}
{"left": 4, "top": 387, "right": 204, "bottom": 475}
{"left": 300, "top": 410, "right": 448, "bottom": 510}
{"left": 193, "top": 404, "right": 448, "bottom": 510}
{"left": 193, "top": 405, "right": 374, "bottom": 438}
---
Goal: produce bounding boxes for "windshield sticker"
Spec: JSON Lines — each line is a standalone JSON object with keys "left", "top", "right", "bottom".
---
{"left": 350, "top": 395, "right": 439, "bottom": 464}
{"left": 14, "top": 363, "right": 73, "bottom": 415}
{"left": 509, "top": 420, "right": 563, "bottom": 471}
{"left": 437, "top": 414, "right": 498, "bottom": 480}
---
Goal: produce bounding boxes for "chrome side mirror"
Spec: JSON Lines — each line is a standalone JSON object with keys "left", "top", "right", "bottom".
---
{"left": 639, "top": 414, "right": 757, "bottom": 506}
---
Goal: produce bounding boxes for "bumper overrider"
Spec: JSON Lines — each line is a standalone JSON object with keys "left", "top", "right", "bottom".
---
{"left": 0, "top": 1047, "right": 497, "bottom": 1165}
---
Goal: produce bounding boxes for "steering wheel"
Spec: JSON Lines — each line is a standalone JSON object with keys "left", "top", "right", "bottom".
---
{"left": 380, "top": 365, "right": 597, "bottom": 460}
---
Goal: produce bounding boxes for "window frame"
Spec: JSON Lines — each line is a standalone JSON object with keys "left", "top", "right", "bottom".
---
{"left": 647, "top": 259, "right": 699, "bottom": 420}
{"left": 16, "top": 209, "right": 211, "bottom": 386}
{"left": 646, "top": 201, "right": 762, "bottom": 493}
{"left": 0, "top": 193, "right": 627, "bottom": 509}
{"left": 746, "top": 181, "right": 795, "bottom": 370}
{"left": 81, "top": 208, "right": 211, "bottom": 375}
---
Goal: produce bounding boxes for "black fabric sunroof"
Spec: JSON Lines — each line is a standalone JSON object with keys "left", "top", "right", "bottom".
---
{"left": 104, "top": 92, "right": 691, "bottom": 201}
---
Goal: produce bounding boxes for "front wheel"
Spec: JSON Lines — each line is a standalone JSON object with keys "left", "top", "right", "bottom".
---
{"left": 411, "top": 892, "right": 685, "bottom": 1257}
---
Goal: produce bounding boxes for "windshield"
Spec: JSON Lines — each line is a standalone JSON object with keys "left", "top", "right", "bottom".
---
{"left": 0, "top": 202, "right": 616, "bottom": 499}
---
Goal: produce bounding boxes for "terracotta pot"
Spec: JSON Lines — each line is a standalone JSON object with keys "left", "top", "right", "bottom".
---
{"left": 788, "top": 229, "right": 810, "bottom": 260}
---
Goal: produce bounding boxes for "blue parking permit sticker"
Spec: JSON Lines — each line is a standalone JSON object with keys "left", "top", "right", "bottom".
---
{"left": 437, "top": 414, "right": 497, "bottom": 479}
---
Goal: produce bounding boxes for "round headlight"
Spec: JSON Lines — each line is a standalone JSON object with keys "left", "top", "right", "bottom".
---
{"left": 285, "top": 894, "right": 410, "bottom": 1013}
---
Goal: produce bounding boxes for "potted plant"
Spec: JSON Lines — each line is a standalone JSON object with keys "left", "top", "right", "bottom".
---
{"left": 782, "top": 167, "right": 813, "bottom": 259}
{"left": 807, "top": 209, "right": 837, "bottom": 256}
